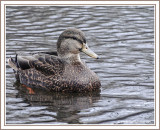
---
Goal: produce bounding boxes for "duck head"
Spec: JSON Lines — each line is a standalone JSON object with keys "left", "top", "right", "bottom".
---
{"left": 57, "top": 28, "right": 98, "bottom": 62}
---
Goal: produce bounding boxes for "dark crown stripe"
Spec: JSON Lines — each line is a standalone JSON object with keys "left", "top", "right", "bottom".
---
{"left": 63, "top": 36, "right": 83, "bottom": 44}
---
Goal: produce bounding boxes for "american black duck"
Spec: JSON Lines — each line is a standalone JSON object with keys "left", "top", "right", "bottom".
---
{"left": 8, "top": 28, "right": 101, "bottom": 92}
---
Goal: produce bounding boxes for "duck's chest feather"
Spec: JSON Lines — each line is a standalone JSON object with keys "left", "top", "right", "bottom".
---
{"left": 51, "top": 61, "right": 100, "bottom": 92}
{"left": 62, "top": 62, "right": 100, "bottom": 85}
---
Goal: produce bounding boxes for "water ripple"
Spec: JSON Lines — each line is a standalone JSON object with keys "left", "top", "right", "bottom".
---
{"left": 6, "top": 6, "right": 154, "bottom": 124}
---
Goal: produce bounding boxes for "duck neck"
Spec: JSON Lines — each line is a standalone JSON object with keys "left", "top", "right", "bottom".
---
{"left": 59, "top": 53, "right": 82, "bottom": 63}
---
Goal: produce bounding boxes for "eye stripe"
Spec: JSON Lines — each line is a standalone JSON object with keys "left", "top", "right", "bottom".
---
{"left": 64, "top": 36, "right": 83, "bottom": 44}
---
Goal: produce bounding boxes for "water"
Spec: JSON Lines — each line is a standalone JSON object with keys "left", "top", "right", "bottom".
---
{"left": 6, "top": 6, "right": 154, "bottom": 124}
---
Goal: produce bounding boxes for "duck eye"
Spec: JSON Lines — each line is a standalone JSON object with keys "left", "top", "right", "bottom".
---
{"left": 79, "top": 48, "right": 82, "bottom": 52}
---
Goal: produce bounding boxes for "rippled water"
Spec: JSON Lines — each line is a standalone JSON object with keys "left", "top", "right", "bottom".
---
{"left": 6, "top": 6, "right": 154, "bottom": 124}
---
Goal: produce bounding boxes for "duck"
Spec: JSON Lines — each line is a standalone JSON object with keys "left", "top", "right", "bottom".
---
{"left": 8, "top": 28, "right": 101, "bottom": 92}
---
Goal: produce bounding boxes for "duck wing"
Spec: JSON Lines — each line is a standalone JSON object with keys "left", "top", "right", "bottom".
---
{"left": 8, "top": 52, "right": 64, "bottom": 76}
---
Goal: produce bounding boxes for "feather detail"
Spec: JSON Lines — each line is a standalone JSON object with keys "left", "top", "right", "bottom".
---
{"left": 8, "top": 58, "right": 18, "bottom": 71}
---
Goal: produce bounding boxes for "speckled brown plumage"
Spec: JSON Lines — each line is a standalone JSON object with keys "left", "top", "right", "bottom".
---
{"left": 8, "top": 28, "right": 101, "bottom": 92}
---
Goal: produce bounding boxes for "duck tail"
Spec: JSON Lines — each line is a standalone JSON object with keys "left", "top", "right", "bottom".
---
{"left": 8, "top": 55, "right": 18, "bottom": 71}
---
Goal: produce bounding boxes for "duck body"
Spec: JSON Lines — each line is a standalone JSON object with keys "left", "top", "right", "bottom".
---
{"left": 8, "top": 28, "right": 101, "bottom": 92}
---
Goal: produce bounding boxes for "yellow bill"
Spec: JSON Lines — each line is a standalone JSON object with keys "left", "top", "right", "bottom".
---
{"left": 81, "top": 43, "right": 99, "bottom": 59}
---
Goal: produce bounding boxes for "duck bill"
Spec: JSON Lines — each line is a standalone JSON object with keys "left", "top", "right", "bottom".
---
{"left": 81, "top": 43, "right": 99, "bottom": 59}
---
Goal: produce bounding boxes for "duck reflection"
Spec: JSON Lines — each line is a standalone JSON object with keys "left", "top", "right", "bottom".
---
{"left": 14, "top": 82, "right": 101, "bottom": 124}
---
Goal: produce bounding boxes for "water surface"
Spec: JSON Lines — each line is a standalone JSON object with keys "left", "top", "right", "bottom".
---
{"left": 6, "top": 6, "right": 154, "bottom": 124}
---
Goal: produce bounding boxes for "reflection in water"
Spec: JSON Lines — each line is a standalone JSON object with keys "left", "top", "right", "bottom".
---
{"left": 14, "top": 82, "right": 100, "bottom": 124}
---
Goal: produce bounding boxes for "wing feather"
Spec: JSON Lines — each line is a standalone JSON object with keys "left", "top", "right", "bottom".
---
{"left": 17, "top": 52, "right": 64, "bottom": 76}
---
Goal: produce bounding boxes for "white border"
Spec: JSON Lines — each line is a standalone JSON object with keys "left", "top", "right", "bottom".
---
{"left": 1, "top": 1, "right": 5, "bottom": 129}
{"left": 0, "top": 1, "right": 159, "bottom": 5}
{"left": 1, "top": 1, "right": 159, "bottom": 130}
{"left": 155, "top": 1, "right": 160, "bottom": 129}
